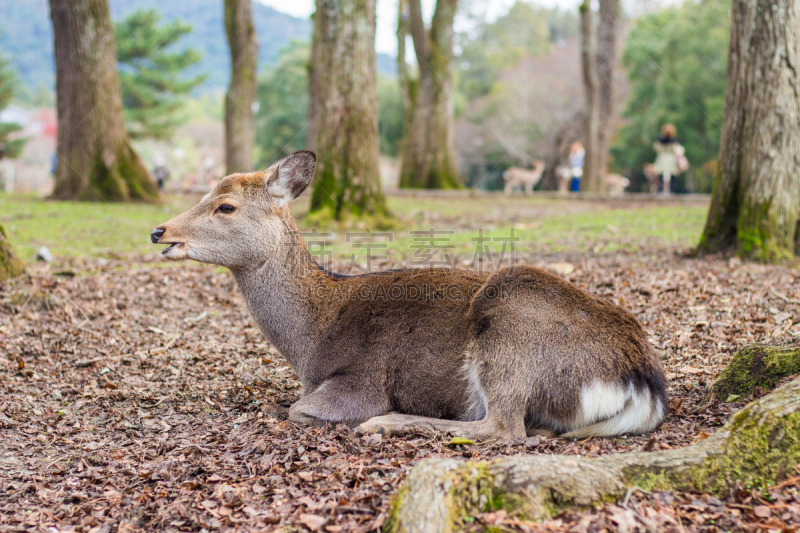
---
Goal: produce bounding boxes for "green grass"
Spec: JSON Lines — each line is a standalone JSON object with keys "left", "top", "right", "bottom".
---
{"left": 0, "top": 193, "right": 198, "bottom": 260}
{"left": 0, "top": 192, "right": 709, "bottom": 267}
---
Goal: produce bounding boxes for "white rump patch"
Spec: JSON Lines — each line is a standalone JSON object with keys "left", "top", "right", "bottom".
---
{"left": 459, "top": 361, "right": 487, "bottom": 422}
{"left": 563, "top": 381, "right": 665, "bottom": 438}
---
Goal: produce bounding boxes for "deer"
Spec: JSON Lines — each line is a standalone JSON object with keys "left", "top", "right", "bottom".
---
{"left": 151, "top": 151, "right": 668, "bottom": 441}
{"left": 603, "top": 173, "right": 630, "bottom": 197}
{"left": 503, "top": 160, "right": 546, "bottom": 196}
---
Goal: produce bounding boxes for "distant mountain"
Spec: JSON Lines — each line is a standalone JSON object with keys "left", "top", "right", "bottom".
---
{"left": 0, "top": 0, "right": 395, "bottom": 95}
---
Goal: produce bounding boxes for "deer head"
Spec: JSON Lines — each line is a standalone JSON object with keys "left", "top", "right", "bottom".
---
{"left": 150, "top": 151, "right": 316, "bottom": 270}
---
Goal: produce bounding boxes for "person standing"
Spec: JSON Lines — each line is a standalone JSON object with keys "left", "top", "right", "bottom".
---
{"left": 153, "top": 155, "right": 170, "bottom": 191}
{"left": 652, "top": 123, "right": 685, "bottom": 194}
{"left": 568, "top": 142, "right": 585, "bottom": 192}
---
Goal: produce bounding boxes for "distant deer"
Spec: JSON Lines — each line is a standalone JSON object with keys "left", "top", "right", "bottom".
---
{"left": 151, "top": 151, "right": 667, "bottom": 441}
{"left": 503, "top": 160, "right": 546, "bottom": 196}
{"left": 603, "top": 174, "right": 630, "bottom": 197}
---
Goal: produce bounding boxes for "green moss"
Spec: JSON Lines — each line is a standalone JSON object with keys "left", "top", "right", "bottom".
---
{"left": 82, "top": 143, "right": 158, "bottom": 203}
{"left": 384, "top": 484, "right": 409, "bottom": 533}
{"left": 737, "top": 201, "right": 796, "bottom": 263}
{"left": 710, "top": 345, "right": 800, "bottom": 401}
{"left": 624, "top": 405, "right": 800, "bottom": 497}
{"left": 0, "top": 223, "right": 25, "bottom": 280}
{"left": 447, "top": 463, "right": 532, "bottom": 527}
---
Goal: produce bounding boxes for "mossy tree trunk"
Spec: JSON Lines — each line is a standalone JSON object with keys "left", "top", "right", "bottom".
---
{"left": 0, "top": 224, "right": 24, "bottom": 280}
{"left": 224, "top": 0, "right": 258, "bottom": 175}
{"left": 595, "top": 0, "right": 620, "bottom": 188}
{"left": 387, "top": 376, "right": 800, "bottom": 532}
{"left": 397, "top": 0, "right": 461, "bottom": 189}
{"left": 710, "top": 344, "right": 800, "bottom": 402}
{"left": 579, "top": 0, "right": 619, "bottom": 194}
{"left": 698, "top": 0, "right": 800, "bottom": 262}
{"left": 49, "top": 0, "right": 157, "bottom": 202}
{"left": 579, "top": 1, "right": 600, "bottom": 193}
{"left": 308, "top": 0, "right": 387, "bottom": 219}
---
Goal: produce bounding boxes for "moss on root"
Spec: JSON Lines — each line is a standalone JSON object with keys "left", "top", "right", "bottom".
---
{"left": 0, "top": 224, "right": 25, "bottom": 280}
{"left": 709, "top": 344, "right": 800, "bottom": 401}
{"left": 448, "top": 463, "right": 531, "bottom": 526}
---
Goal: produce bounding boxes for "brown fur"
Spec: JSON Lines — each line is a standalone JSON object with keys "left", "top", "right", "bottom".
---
{"left": 152, "top": 151, "right": 667, "bottom": 441}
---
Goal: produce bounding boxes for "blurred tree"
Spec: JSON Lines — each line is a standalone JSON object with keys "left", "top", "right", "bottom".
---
{"left": 254, "top": 41, "right": 309, "bottom": 167}
{"left": 378, "top": 76, "right": 404, "bottom": 157}
{"left": 579, "top": 0, "right": 600, "bottom": 192}
{"left": 115, "top": 9, "right": 206, "bottom": 140}
{"left": 611, "top": 0, "right": 729, "bottom": 192}
{"left": 456, "top": 1, "right": 551, "bottom": 101}
{"left": 699, "top": 0, "right": 800, "bottom": 262}
{"left": 49, "top": 0, "right": 158, "bottom": 202}
{"left": 224, "top": 0, "right": 258, "bottom": 174}
{"left": 546, "top": 7, "right": 580, "bottom": 43}
{"left": 579, "top": 0, "right": 619, "bottom": 193}
{"left": 308, "top": 0, "right": 387, "bottom": 219}
{"left": 0, "top": 53, "right": 26, "bottom": 160}
{"left": 456, "top": 40, "right": 583, "bottom": 190}
{"left": 595, "top": 0, "right": 620, "bottom": 191}
{"left": 398, "top": 0, "right": 460, "bottom": 189}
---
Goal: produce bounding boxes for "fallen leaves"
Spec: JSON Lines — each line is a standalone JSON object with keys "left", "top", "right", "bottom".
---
{"left": 1, "top": 241, "right": 799, "bottom": 531}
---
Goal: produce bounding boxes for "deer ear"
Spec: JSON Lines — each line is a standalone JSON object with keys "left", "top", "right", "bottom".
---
{"left": 266, "top": 151, "right": 316, "bottom": 207}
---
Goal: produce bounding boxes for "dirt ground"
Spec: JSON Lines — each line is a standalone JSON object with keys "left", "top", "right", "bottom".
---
{"left": 2, "top": 211, "right": 800, "bottom": 532}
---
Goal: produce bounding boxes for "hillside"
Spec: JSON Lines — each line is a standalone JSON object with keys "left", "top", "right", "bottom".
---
{"left": 0, "top": 0, "right": 395, "bottom": 94}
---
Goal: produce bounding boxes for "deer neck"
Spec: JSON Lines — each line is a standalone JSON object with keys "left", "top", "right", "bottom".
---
{"left": 230, "top": 216, "right": 319, "bottom": 380}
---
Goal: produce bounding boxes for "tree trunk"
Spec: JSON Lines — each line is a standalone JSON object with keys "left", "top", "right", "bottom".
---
{"left": 397, "top": 0, "right": 461, "bottom": 189}
{"left": 595, "top": 0, "right": 619, "bottom": 185}
{"left": 224, "top": 0, "right": 258, "bottom": 175}
{"left": 387, "top": 376, "right": 800, "bottom": 532}
{"left": 0, "top": 224, "right": 24, "bottom": 280}
{"left": 699, "top": 0, "right": 800, "bottom": 262}
{"left": 308, "top": 0, "right": 387, "bottom": 219}
{"left": 49, "top": 0, "right": 157, "bottom": 202}
{"left": 579, "top": 1, "right": 601, "bottom": 193}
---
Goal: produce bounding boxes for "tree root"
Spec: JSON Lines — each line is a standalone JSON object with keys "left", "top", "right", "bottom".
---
{"left": 386, "top": 377, "right": 800, "bottom": 533}
{"left": 709, "top": 344, "right": 800, "bottom": 402}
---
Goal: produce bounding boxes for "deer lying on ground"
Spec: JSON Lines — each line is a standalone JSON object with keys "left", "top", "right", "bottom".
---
{"left": 151, "top": 151, "right": 668, "bottom": 441}
{"left": 503, "top": 160, "right": 546, "bottom": 196}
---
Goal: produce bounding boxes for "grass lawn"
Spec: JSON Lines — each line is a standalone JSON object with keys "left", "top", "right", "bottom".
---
{"left": 0, "top": 192, "right": 710, "bottom": 266}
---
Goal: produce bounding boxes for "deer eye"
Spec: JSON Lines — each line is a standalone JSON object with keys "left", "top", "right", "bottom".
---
{"left": 215, "top": 204, "right": 236, "bottom": 214}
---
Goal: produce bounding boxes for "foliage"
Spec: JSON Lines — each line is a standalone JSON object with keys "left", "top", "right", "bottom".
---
{"left": 0, "top": 52, "right": 26, "bottom": 159}
{"left": 456, "top": 1, "right": 555, "bottom": 101}
{"left": 611, "top": 0, "right": 730, "bottom": 192}
{"left": 115, "top": 9, "right": 206, "bottom": 140}
{"left": 378, "top": 76, "right": 404, "bottom": 157}
{"left": 254, "top": 41, "right": 309, "bottom": 168}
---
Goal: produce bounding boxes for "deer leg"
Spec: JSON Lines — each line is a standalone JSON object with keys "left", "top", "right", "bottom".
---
{"left": 357, "top": 410, "right": 526, "bottom": 442}
{"left": 288, "top": 377, "right": 389, "bottom": 428}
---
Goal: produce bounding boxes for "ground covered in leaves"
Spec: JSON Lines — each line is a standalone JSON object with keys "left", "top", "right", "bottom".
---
{"left": 2, "top": 196, "right": 800, "bottom": 532}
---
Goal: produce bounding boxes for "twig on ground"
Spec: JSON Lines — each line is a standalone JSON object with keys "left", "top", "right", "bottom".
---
{"left": 770, "top": 285, "right": 800, "bottom": 305}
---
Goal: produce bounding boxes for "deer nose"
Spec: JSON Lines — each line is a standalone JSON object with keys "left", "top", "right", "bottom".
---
{"left": 151, "top": 228, "right": 166, "bottom": 243}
